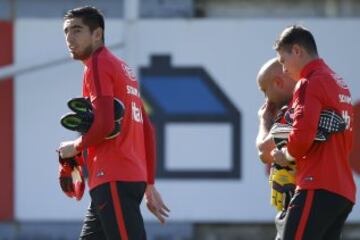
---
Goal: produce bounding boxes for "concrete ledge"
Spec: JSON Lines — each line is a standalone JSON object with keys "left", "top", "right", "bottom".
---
{"left": 194, "top": 223, "right": 360, "bottom": 240}
{"left": 0, "top": 221, "right": 359, "bottom": 240}
{"left": 0, "top": 221, "right": 192, "bottom": 240}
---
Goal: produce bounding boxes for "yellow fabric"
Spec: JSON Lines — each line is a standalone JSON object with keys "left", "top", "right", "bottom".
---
{"left": 269, "top": 167, "right": 296, "bottom": 211}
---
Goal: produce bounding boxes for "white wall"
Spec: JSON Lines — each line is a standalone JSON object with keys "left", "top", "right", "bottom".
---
{"left": 13, "top": 18, "right": 360, "bottom": 222}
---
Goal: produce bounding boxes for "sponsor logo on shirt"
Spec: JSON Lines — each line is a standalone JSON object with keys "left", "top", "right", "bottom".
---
{"left": 132, "top": 102, "right": 143, "bottom": 123}
{"left": 339, "top": 94, "right": 352, "bottom": 104}
{"left": 342, "top": 110, "right": 351, "bottom": 130}
{"left": 127, "top": 85, "right": 141, "bottom": 97}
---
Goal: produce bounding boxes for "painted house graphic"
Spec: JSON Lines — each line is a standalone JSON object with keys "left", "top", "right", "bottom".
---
{"left": 140, "top": 55, "right": 241, "bottom": 179}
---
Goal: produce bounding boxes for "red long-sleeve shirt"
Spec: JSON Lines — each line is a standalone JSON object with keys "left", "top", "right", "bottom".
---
{"left": 75, "top": 96, "right": 114, "bottom": 148}
{"left": 287, "top": 59, "right": 356, "bottom": 203}
{"left": 75, "top": 46, "right": 156, "bottom": 189}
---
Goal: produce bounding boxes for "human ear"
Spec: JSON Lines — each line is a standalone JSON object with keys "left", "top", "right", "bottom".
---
{"left": 93, "top": 27, "right": 103, "bottom": 42}
{"left": 274, "top": 76, "right": 284, "bottom": 88}
{"left": 292, "top": 44, "right": 302, "bottom": 56}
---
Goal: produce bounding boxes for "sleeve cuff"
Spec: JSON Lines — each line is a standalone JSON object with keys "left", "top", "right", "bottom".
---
{"left": 147, "top": 178, "right": 155, "bottom": 185}
{"left": 74, "top": 137, "right": 84, "bottom": 152}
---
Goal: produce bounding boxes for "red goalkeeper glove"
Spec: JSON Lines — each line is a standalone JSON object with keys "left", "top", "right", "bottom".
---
{"left": 58, "top": 154, "right": 85, "bottom": 201}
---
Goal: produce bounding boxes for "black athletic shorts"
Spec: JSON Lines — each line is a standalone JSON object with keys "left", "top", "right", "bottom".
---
{"left": 79, "top": 181, "right": 147, "bottom": 240}
{"left": 281, "top": 189, "right": 353, "bottom": 240}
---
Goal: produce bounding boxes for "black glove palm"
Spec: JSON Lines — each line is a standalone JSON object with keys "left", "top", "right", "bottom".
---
{"left": 60, "top": 97, "right": 124, "bottom": 139}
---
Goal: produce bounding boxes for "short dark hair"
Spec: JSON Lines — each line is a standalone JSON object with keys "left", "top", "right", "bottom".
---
{"left": 274, "top": 25, "right": 318, "bottom": 56}
{"left": 64, "top": 6, "right": 105, "bottom": 42}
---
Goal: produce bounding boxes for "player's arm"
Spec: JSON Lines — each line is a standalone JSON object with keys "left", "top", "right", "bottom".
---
{"left": 142, "top": 106, "right": 156, "bottom": 184}
{"left": 75, "top": 57, "right": 115, "bottom": 151}
{"left": 256, "top": 101, "right": 277, "bottom": 163}
{"left": 141, "top": 106, "right": 170, "bottom": 223}
{"left": 257, "top": 135, "right": 277, "bottom": 164}
{"left": 74, "top": 96, "right": 114, "bottom": 151}
{"left": 286, "top": 79, "right": 322, "bottom": 159}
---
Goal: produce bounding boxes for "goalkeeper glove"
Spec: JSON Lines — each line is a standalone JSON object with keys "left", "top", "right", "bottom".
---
{"left": 58, "top": 154, "right": 85, "bottom": 201}
{"left": 270, "top": 109, "right": 346, "bottom": 149}
{"left": 60, "top": 97, "right": 125, "bottom": 139}
{"left": 67, "top": 97, "right": 124, "bottom": 121}
{"left": 269, "top": 165, "right": 295, "bottom": 211}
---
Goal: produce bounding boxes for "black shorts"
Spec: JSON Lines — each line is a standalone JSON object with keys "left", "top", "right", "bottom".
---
{"left": 281, "top": 189, "right": 353, "bottom": 240}
{"left": 79, "top": 181, "right": 147, "bottom": 240}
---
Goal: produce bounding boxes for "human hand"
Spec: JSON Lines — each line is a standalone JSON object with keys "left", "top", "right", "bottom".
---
{"left": 145, "top": 185, "right": 170, "bottom": 224}
{"left": 258, "top": 100, "right": 277, "bottom": 126}
{"left": 58, "top": 140, "right": 79, "bottom": 159}
{"left": 271, "top": 148, "right": 290, "bottom": 167}
{"left": 58, "top": 153, "right": 85, "bottom": 201}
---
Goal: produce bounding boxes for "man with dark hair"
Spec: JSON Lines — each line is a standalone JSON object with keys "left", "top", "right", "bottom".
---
{"left": 64, "top": 6, "right": 105, "bottom": 42}
{"left": 272, "top": 25, "right": 356, "bottom": 240}
{"left": 58, "top": 6, "right": 169, "bottom": 240}
{"left": 274, "top": 25, "right": 318, "bottom": 57}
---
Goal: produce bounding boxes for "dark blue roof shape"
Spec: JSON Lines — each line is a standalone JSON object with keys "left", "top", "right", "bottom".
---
{"left": 142, "top": 75, "right": 226, "bottom": 115}
{"left": 140, "top": 55, "right": 239, "bottom": 121}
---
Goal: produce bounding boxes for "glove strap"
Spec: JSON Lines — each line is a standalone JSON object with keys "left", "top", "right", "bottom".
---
{"left": 59, "top": 153, "right": 83, "bottom": 167}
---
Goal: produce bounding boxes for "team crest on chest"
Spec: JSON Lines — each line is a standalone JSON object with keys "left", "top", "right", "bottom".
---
{"left": 122, "top": 63, "right": 137, "bottom": 81}
{"left": 332, "top": 73, "right": 348, "bottom": 89}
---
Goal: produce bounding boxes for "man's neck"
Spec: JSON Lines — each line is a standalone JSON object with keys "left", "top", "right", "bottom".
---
{"left": 303, "top": 52, "right": 319, "bottom": 67}
{"left": 296, "top": 55, "right": 318, "bottom": 79}
{"left": 81, "top": 43, "right": 104, "bottom": 65}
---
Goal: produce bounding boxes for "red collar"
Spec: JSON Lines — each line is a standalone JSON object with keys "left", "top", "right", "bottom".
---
{"left": 300, "top": 58, "right": 326, "bottom": 79}
{"left": 84, "top": 46, "right": 105, "bottom": 67}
